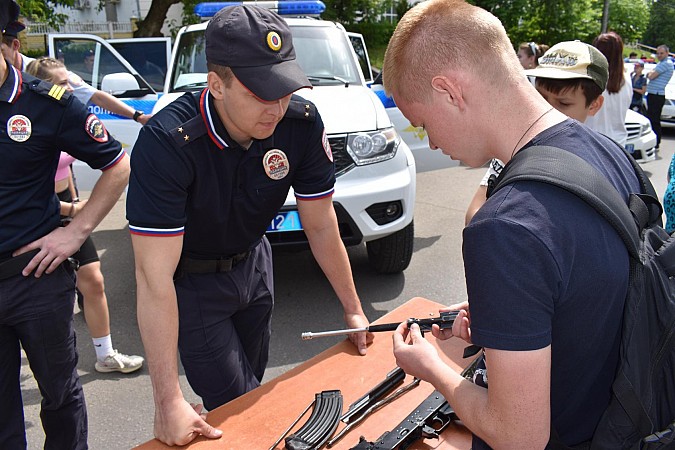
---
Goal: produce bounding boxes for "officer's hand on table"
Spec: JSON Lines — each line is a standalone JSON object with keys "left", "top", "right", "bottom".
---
{"left": 345, "top": 312, "right": 372, "bottom": 356}
{"left": 154, "top": 398, "right": 222, "bottom": 446}
{"left": 392, "top": 322, "right": 446, "bottom": 385}
{"left": 14, "top": 226, "right": 87, "bottom": 278}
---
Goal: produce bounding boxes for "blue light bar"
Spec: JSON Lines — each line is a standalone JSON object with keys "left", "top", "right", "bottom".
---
{"left": 194, "top": 1, "right": 326, "bottom": 18}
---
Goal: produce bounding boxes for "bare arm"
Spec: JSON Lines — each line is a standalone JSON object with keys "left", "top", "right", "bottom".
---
{"left": 15, "top": 154, "right": 130, "bottom": 276}
{"left": 393, "top": 323, "right": 551, "bottom": 449}
{"left": 297, "top": 197, "right": 371, "bottom": 354}
{"left": 90, "top": 90, "right": 153, "bottom": 125}
{"left": 647, "top": 70, "right": 661, "bottom": 81}
{"left": 132, "top": 233, "right": 221, "bottom": 446}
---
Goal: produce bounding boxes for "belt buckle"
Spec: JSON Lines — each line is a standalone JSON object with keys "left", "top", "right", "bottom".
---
{"left": 216, "top": 258, "right": 233, "bottom": 272}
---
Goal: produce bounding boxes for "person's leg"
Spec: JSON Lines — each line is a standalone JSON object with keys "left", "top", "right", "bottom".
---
{"left": 0, "top": 325, "right": 27, "bottom": 449}
{"left": 77, "top": 262, "right": 110, "bottom": 338}
{"left": 231, "top": 238, "right": 274, "bottom": 382}
{"left": 14, "top": 264, "right": 88, "bottom": 450}
{"left": 647, "top": 94, "right": 665, "bottom": 147}
{"left": 176, "top": 241, "right": 273, "bottom": 411}
{"left": 74, "top": 238, "right": 143, "bottom": 373}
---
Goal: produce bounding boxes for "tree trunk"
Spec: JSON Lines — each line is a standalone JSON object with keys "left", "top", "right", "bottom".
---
{"left": 134, "top": 0, "right": 182, "bottom": 37}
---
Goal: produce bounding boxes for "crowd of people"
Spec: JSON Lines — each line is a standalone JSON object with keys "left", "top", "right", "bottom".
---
{"left": 1, "top": 0, "right": 674, "bottom": 447}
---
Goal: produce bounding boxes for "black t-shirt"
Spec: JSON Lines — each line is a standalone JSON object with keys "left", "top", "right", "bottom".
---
{"left": 126, "top": 89, "right": 334, "bottom": 257}
{"left": 465, "top": 120, "right": 641, "bottom": 447}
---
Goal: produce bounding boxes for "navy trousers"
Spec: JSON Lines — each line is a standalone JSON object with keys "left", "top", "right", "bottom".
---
{"left": 647, "top": 93, "right": 666, "bottom": 146}
{"left": 0, "top": 263, "right": 87, "bottom": 449}
{"left": 176, "top": 238, "right": 274, "bottom": 411}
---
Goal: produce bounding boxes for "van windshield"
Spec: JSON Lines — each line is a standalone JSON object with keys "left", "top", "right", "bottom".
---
{"left": 170, "top": 23, "right": 362, "bottom": 93}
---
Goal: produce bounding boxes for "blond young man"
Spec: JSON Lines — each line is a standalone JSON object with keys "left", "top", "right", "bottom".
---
{"left": 384, "top": 1, "right": 640, "bottom": 447}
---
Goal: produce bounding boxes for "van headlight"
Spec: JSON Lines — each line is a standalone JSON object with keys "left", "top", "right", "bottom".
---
{"left": 641, "top": 123, "right": 651, "bottom": 136}
{"left": 346, "top": 127, "right": 399, "bottom": 165}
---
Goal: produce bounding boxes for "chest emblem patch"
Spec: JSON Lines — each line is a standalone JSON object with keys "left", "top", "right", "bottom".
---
{"left": 7, "top": 115, "right": 31, "bottom": 142}
{"left": 263, "top": 149, "right": 290, "bottom": 180}
{"left": 85, "top": 114, "right": 109, "bottom": 143}
{"left": 322, "top": 129, "right": 332, "bottom": 162}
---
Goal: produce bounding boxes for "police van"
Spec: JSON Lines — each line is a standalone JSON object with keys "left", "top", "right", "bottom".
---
{"left": 48, "top": 0, "right": 417, "bottom": 273}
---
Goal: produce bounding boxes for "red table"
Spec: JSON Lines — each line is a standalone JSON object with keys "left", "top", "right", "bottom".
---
{"left": 135, "top": 297, "right": 472, "bottom": 449}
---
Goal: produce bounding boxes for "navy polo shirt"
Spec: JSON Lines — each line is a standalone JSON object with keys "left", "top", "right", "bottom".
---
{"left": 126, "top": 89, "right": 334, "bottom": 258}
{"left": 0, "top": 64, "right": 124, "bottom": 260}
{"left": 465, "top": 120, "right": 640, "bottom": 447}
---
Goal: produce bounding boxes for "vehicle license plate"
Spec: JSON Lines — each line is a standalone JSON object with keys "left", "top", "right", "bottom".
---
{"left": 267, "top": 210, "right": 303, "bottom": 232}
{"left": 625, "top": 143, "right": 635, "bottom": 154}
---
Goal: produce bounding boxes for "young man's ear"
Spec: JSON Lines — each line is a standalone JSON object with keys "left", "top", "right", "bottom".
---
{"left": 430, "top": 75, "right": 466, "bottom": 110}
{"left": 587, "top": 95, "right": 604, "bottom": 117}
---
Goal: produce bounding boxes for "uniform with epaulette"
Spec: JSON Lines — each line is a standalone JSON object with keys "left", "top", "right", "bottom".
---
{"left": 0, "top": 9, "right": 125, "bottom": 445}
{"left": 126, "top": 4, "right": 342, "bottom": 414}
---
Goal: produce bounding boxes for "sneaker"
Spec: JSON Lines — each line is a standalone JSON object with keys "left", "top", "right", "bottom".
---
{"left": 95, "top": 350, "right": 144, "bottom": 374}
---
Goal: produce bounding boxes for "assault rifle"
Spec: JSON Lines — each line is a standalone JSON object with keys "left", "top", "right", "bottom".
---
{"left": 348, "top": 355, "right": 481, "bottom": 450}
{"left": 301, "top": 311, "right": 459, "bottom": 340}
{"left": 349, "top": 390, "right": 456, "bottom": 450}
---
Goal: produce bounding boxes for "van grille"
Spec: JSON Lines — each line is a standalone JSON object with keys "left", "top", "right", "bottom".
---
{"left": 328, "top": 136, "right": 355, "bottom": 177}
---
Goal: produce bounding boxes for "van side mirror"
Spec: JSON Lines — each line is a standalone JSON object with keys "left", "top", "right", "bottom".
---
{"left": 101, "top": 73, "right": 140, "bottom": 95}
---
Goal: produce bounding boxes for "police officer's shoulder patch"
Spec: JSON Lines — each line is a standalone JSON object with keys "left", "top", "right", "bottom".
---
{"left": 285, "top": 97, "right": 316, "bottom": 122}
{"left": 85, "top": 114, "right": 109, "bottom": 143}
{"left": 25, "top": 77, "right": 72, "bottom": 106}
{"left": 170, "top": 115, "right": 207, "bottom": 148}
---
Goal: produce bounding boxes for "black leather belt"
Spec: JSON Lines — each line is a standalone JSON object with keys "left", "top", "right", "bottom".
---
{"left": 175, "top": 251, "right": 251, "bottom": 279}
{"left": 0, "top": 249, "right": 40, "bottom": 280}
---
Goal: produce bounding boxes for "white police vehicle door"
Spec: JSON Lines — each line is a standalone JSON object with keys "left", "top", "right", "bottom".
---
{"left": 46, "top": 33, "right": 163, "bottom": 190}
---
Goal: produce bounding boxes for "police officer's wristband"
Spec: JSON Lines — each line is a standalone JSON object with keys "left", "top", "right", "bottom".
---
{"left": 132, "top": 110, "right": 144, "bottom": 122}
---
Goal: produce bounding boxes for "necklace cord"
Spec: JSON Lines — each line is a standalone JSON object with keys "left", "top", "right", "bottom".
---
{"left": 511, "top": 107, "right": 554, "bottom": 159}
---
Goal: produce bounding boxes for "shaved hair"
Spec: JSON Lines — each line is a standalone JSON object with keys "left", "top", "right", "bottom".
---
{"left": 383, "top": 0, "right": 522, "bottom": 102}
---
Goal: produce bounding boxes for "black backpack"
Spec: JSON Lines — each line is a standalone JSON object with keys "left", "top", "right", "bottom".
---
{"left": 487, "top": 145, "right": 675, "bottom": 449}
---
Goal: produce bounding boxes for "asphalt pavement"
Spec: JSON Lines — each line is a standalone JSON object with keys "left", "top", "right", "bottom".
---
{"left": 20, "top": 129, "right": 675, "bottom": 449}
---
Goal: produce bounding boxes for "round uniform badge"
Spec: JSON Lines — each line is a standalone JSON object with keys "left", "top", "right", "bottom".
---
{"left": 267, "top": 31, "right": 282, "bottom": 52}
{"left": 263, "top": 149, "right": 290, "bottom": 180}
{"left": 85, "top": 114, "right": 109, "bottom": 143}
{"left": 322, "top": 129, "right": 333, "bottom": 162}
{"left": 7, "top": 115, "right": 32, "bottom": 142}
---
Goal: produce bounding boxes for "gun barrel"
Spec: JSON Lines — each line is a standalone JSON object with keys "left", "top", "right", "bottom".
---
{"left": 301, "top": 311, "right": 460, "bottom": 341}
{"left": 301, "top": 327, "right": 368, "bottom": 340}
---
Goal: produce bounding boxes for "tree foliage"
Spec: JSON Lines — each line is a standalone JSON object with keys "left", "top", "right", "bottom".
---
{"left": 22, "top": 0, "right": 655, "bottom": 49}
{"left": 17, "top": 0, "right": 73, "bottom": 27}
{"left": 134, "top": 0, "right": 201, "bottom": 37}
{"left": 643, "top": 0, "right": 675, "bottom": 50}
{"left": 605, "top": 0, "right": 650, "bottom": 44}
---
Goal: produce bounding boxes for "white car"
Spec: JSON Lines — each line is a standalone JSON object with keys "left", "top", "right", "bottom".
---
{"left": 625, "top": 108, "right": 657, "bottom": 162}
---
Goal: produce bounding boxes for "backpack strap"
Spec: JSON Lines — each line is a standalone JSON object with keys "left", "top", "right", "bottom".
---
{"left": 488, "top": 145, "right": 642, "bottom": 260}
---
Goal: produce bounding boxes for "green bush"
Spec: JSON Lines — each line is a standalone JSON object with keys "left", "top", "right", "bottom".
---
{"left": 345, "top": 22, "right": 397, "bottom": 48}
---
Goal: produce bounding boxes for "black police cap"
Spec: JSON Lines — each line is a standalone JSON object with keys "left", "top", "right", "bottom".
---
{"left": 0, "top": 0, "right": 20, "bottom": 36}
{"left": 3, "top": 20, "right": 24, "bottom": 37}
{"left": 205, "top": 5, "right": 311, "bottom": 101}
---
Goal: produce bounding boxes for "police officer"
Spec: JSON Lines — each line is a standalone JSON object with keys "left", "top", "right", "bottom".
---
{"left": 0, "top": 1, "right": 130, "bottom": 448}
{"left": 126, "top": 5, "right": 370, "bottom": 446}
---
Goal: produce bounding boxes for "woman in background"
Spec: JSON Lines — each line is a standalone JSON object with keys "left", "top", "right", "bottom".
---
{"left": 585, "top": 32, "right": 632, "bottom": 146}
{"left": 517, "top": 41, "right": 549, "bottom": 69}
